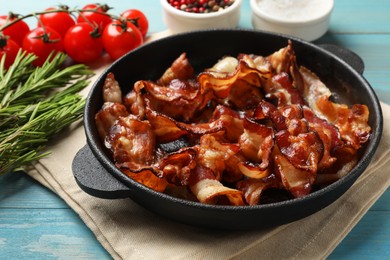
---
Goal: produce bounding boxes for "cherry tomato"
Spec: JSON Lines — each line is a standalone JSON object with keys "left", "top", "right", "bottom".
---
{"left": 38, "top": 7, "right": 75, "bottom": 39}
{"left": 102, "top": 20, "right": 143, "bottom": 60}
{"left": 77, "top": 4, "right": 112, "bottom": 31}
{"left": 22, "top": 27, "right": 64, "bottom": 67}
{"left": 0, "top": 14, "right": 30, "bottom": 46}
{"left": 121, "top": 9, "right": 149, "bottom": 38}
{"left": 64, "top": 22, "right": 103, "bottom": 63}
{"left": 0, "top": 37, "right": 20, "bottom": 69}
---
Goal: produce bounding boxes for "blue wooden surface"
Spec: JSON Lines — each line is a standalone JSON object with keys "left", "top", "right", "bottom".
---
{"left": 0, "top": 0, "right": 389, "bottom": 258}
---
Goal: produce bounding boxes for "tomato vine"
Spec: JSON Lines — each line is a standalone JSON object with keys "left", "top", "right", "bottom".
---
{"left": 0, "top": 3, "right": 149, "bottom": 67}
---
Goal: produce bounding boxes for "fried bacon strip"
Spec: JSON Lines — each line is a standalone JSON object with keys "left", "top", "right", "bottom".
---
{"left": 95, "top": 102, "right": 128, "bottom": 140}
{"left": 236, "top": 175, "right": 279, "bottom": 205}
{"left": 106, "top": 116, "right": 156, "bottom": 168}
{"left": 237, "top": 118, "right": 274, "bottom": 179}
{"left": 102, "top": 72, "right": 123, "bottom": 104}
{"left": 198, "top": 59, "right": 263, "bottom": 99}
{"left": 189, "top": 165, "right": 245, "bottom": 206}
{"left": 95, "top": 43, "right": 371, "bottom": 206}
{"left": 157, "top": 52, "right": 195, "bottom": 85}
{"left": 197, "top": 132, "right": 240, "bottom": 181}
{"left": 300, "top": 67, "right": 371, "bottom": 150}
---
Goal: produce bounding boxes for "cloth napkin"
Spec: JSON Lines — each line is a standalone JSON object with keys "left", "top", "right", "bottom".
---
{"left": 27, "top": 32, "right": 390, "bottom": 259}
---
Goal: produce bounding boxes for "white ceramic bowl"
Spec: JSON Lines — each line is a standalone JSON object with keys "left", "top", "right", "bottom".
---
{"left": 250, "top": 0, "right": 334, "bottom": 41}
{"left": 160, "top": 0, "right": 242, "bottom": 34}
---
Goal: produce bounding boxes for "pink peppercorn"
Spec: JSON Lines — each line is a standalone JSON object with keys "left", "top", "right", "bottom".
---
{"left": 168, "top": 0, "right": 235, "bottom": 13}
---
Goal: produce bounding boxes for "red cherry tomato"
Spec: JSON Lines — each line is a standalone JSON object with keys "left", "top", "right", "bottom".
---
{"left": 121, "top": 9, "right": 149, "bottom": 38}
{"left": 77, "top": 4, "right": 112, "bottom": 31}
{"left": 38, "top": 7, "right": 75, "bottom": 38}
{"left": 102, "top": 20, "right": 143, "bottom": 60}
{"left": 22, "top": 27, "right": 64, "bottom": 67}
{"left": 0, "top": 37, "right": 20, "bottom": 69}
{"left": 64, "top": 22, "right": 103, "bottom": 63}
{"left": 0, "top": 14, "right": 30, "bottom": 46}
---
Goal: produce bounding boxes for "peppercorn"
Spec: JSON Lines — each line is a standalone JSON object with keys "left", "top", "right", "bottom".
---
{"left": 167, "top": 0, "right": 235, "bottom": 13}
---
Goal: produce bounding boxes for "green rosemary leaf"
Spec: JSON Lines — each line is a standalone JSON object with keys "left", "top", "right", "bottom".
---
{"left": 0, "top": 50, "right": 94, "bottom": 175}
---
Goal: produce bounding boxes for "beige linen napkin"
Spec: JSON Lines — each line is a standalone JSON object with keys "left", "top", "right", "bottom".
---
{"left": 27, "top": 32, "right": 389, "bottom": 259}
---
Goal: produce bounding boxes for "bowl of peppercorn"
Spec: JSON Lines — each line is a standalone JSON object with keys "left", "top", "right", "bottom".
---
{"left": 160, "top": 0, "right": 242, "bottom": 33}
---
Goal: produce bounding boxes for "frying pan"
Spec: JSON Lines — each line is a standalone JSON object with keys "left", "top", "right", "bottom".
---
{"left": 72, "top": 29, "right": 382, "bottom": 230}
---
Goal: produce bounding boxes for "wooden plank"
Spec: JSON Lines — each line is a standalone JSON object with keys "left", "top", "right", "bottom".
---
{"left": 330, "top": 0, "right": 390, "bottom": 34}
{"left": 371, "top": 188, "right": 390, "bottom": 211}
{"left": 0, "top": 172, "right": 65, "bottom": 209}
{"left": 329, "top": 211, "right": 390, "bottom": 259}
{"left": 0, "top": 208, "right": 111, "bottom": 259}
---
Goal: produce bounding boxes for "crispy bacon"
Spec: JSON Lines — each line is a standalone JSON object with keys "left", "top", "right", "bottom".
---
{"left": 123, "top": 81, "right": 147, "bottom": 119}
{"left": 157, "top": 52, "right": 195, "bottom": 85}
{"left": 144, "top": 79, "right": 211, "bottom": 121}
{"left": 105, "top": 115, "right": 155, "bottom": 168}
{"left": 253, "top": 100, "right": 307, "bottom": 135}
{"left": 197, "top": 59, "right": 263, "bottom": 99}
{"left": 120, "top": 168, "right": 168, "bottom": 193}
{"left": 267, "top": 41, "right": 295, "bottom": 74}
{"left": 95, "top": 102, "right": 128, "bottom": 140}
{"left": 156, "top": 147, "right": 197, "bottom": 186}
{"left": 95, "top": 43, "right": 371, "bottom": 205}
{"left": 238, "top": 118, "right": 274, "bottom": 171}
{"left": 303, "top": 106, "right": 343, "bottom": 170}
{"left": 263, "top": 72, "right": 305, "bottom": 107}
{"left": 225, "top": 79, "right": 264, "bottom": 111}
{"left": 274, "top": 151, "right": 314, "bottom": 198}
{"left": 146, "top": 108, "right": 188, "bottom": 143}
{"left": 236, "top": 175, "right": 279, "bottom": 205}
{"left": 207, "top": 56, "right": 238, "bottom": 74}
{"left": 102, "top": 72, "right": 122, "bottom": 103}
{"left": 300, "top": 66, "right": 371, "bottom": 149}
{"left": 197, "top": 132, "right": 240, "bottom": 180}
{"left": 275, "top": 130, "right": 323, "bottom": 174}
{"left": 189, "top": 165, "right": 245, "bottom": 206}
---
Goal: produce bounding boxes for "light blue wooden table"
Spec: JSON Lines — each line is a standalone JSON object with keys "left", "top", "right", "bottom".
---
{"left": 0, "top": 0, "right": 389, "bottom": 258}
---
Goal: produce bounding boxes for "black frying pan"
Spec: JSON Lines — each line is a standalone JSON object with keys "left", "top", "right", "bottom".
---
{"left": 72, "top": 29, "right": 382, "bottom": 230}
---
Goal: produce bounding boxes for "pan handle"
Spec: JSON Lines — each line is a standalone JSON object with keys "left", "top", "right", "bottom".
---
{"left": 72, "top": 145, "right": 132, "bottom": 199}
{"left": 318, "top": 44, "right": 365, "bottom": 74}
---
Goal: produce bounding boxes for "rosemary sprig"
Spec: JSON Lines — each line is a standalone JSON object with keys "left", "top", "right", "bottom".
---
{"left": 0, "top": 51, "right": 93, "bottom": 175}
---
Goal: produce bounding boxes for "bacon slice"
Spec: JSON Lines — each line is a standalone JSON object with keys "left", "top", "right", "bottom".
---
{"left": 102, "top": 72, "right": 122, "bottom": 103}
{"left": 144, "top": 79, "right": 211, "bottom": 121}
{"left": 267, "top": 41, "right": 295, "bottom": 74}
{"left": 157, "top": 52, "right": 195, "bottom": 85}
{"left": 274, "top": 152, "right": 314, "bottom": 198}
{"left": 146, "top": 108, "right": 187, "bottom": 143}
{"left": 120, "top": 168, "right": 168, "bottom": 193}
{"left": 303, "top": 106, "right": 343, "bottom": 170}
{"left": 263, "top": 72, "right": 305, "bottom": 107}
{"left": 275, "top": 130, "right": 323, "bottom": 174}
{"left": 189, "top": 165, "right": 245, "bottom": 206}
{"left": 105, "top": 116, "right": 156, "bottom": 168}
{"left": 156, "top": 147, "right": 197, "bottom": 186}
{"left": 239, "top": 53, "right": 273, "bottom": 80}
{"left": 225, "top": 79, "right": 264, "bottom": 111}
{"left": 300, "top": 66, "right": 371, "bottom": 149}
{"left": 253, "top": 100, "right": 307, "bottom": 135}
{"left": 123, "top": 80, "right": 147, "bottom": 119}
{"left": 197, "top": 132, "right": 240, "bottom": 181}
{"left": 236, "top": 175, "right": 279, "bottom": 205}
{"left": 207, "top": 56, "right": 238, "bottom": 74}
{"left": 238, "top": 118, "right": 274, "bottom": 173}
{"left": 197, "top": 59, "right": 263, "bottom": 99}
{"left": 95, "top": 102, "right": 128, "bottom": 140}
